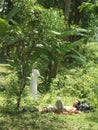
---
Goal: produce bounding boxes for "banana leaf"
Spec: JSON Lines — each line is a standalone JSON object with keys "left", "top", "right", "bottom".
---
{"left": 6, "top": 6, "right": 20, "bottom": 21}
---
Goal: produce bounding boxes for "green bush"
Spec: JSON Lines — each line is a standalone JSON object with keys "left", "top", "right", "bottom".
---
{"left": 2, "top": 71, "right": 27, "bottom": 112}
{"left": 1, "top": 72, "right": 18, "bottom": 112}
{"left": 50, "top": 64, "right": 97, "bottom": 107}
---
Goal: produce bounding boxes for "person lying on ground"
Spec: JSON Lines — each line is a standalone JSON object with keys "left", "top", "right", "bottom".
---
{"left": 39, "top": 99, "right": 82, "bottom": 114}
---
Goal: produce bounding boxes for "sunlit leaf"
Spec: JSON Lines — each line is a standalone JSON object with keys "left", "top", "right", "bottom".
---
{"left": 0, "top": 18, "right": 9, "bottom": 36}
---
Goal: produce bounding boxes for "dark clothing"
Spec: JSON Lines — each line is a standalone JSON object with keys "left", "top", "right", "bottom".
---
{"left": 76, "top": 101, "right": 90, "bottom": 112}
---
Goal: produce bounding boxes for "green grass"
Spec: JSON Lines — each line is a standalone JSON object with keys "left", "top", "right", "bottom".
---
{"left": 0, "top": 63, "right": 98, "bottom": 130}
{"left": 0, "top": 111, "right": 98, "bottom": 130}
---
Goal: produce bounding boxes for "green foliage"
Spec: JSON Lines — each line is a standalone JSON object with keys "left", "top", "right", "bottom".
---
{"left": 78, "top": 2, "right": 98, "bottom": 30}
{"left": 94, "top": 86, "right": 98, "bottom": 103}
{"left": 50, "top": 64, "right": 97, "bottom": 105}
{"left": 51, "top": 26, "right": 88, "bottom": 37}
{"left": 0, "top": 0, "right": 44, "bottom": 108}
{"left": 6, "top": 6, "right": 20, "bottom": 21}
{"left": 38, "top": 8, "right": 65, "bottom": 35}
{"left": 37, "top": 0, "right": 65, "bottom": 9}
{"left": 84, "top": 42, "right": 98, "bottom": 62}
{"left": 2, "top": 72, "right": 18, "bottom": 112}
{"left": 36, "top": 8, "right": 88, "bottom": 91}
{"left": 0, "top": 18, "right": 9, "bottom": 36}
{"left": 5, "top": 72, "right": 19, "bottom": 97}
{"left": 2, "top": 71, "right": 30, "bottom": 112}
{"left": 0, "top": 0, "right": 98, "bottom": 129}
{"left": 0, "top": 0, "right": 97, "bottom": 109}
{"left": 79, "top": 2, "right": 98, "bottom": 14}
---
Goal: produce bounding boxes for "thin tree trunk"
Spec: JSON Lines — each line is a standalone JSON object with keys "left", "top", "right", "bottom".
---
{"left": 17, "top": 82, "right": 26, "bottom": 109}
{"left": 64, "top": 0, "right": 71, "bottom": 28}
{"left": 16, "top": 69, "right": 26, "bottom": 109}
{"left": 45, "top": 59, "right": 58, "bottom": 91}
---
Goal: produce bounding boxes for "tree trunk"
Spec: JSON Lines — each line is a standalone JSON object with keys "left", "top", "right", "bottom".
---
{"left": 45, "top": 59, "right": 58, "bottom": 91}
{"left": 16, "top": 80, "right": 26, "bottom": 109}
{"left": 70, "top": 0, "right": 81, "bottom": 42}
{"left": 64, "top": 0, "right": 71, "bottom": 28}
{"left": 16, "top": 69, "right": 26, "bottom": 109}
{"left": 63, "top": 0, "right": 71, "bottom": 41}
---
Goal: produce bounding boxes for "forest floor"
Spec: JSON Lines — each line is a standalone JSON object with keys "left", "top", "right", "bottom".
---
{"left": 0, "top": 111, "right": 98, "bottom": 130}
{"left": 0, "top": 64, "right": 98, "bottom": 130}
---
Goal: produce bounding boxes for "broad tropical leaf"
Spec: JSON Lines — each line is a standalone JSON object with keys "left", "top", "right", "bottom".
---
{"left": 50, "top": 27, "right": 88, "bottom": 37}
{"left": 0, "top": 18, "right": 9, "bottom": 36}
{"left": 6, "top": 6, "right": 20, "bottom": 21}
{"left": 65, "top": 54, "right": 86, "bottom": 65}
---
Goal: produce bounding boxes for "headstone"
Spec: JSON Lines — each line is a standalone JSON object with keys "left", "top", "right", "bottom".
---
{"left": 30, "top": 69, "right": 40, "bottom": 100}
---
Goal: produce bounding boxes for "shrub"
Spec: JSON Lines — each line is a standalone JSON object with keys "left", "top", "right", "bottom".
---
{"left": 50, "top": 64, "right": 97, "bottom": 107}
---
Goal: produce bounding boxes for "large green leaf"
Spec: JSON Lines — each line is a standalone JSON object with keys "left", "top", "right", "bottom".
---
{"left": 51, "top": 27, "right": 88, "bottom": 37}
{"left": 0, "top": 18, "right": 9, "bottom": 36}
{"left": 65, "top": 54, "right": 86, "bottom": 65}
{"left": 79, "top": 2, "right": 93, "bottom": 12}
{"left": 6, "top": 6, "right": 20, "bottom": 21}
{"left": 61, "top": 38, "right": 85, "bottom": 54}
